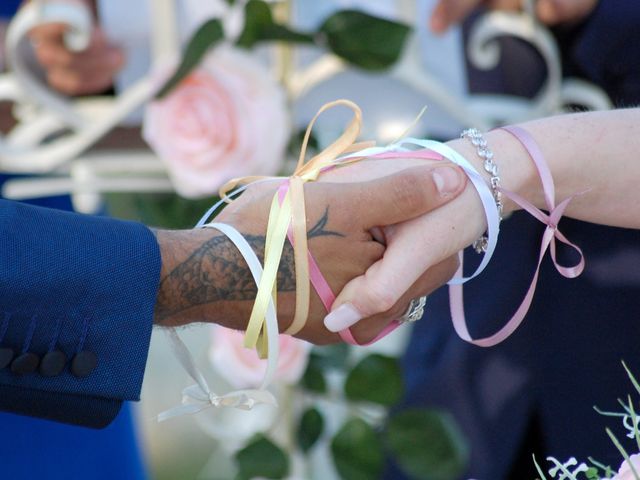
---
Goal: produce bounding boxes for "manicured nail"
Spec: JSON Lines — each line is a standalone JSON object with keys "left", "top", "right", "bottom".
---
{"left": 432, "top": 166, "right": 463, "bottom": 196}
{"left": 324, "top": 303, "right": 363, "bottom": 332}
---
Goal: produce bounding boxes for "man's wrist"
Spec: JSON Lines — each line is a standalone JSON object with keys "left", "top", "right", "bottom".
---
{"left": 152, "top": 227, "right": 297, "bottom": 330}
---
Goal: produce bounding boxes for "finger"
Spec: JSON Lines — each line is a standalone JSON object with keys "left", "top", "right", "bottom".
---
{"left": 346, "top": 255, "right": 459, "bottom": 343}
{"left": 29, "top": 23, "right": 68, "bottom": 44}
{"left": 324, "top": 186, "right": 482, "bottom": 330}
{"left": 430, "top": 0, "right": 482, "bottom": 33}
{"left": 47, "top": 67, "right": 117, "bottom": 95}
{"left": 35, "top": 33, "right": 123, "bottom": 71}
{"left": 326, "top": 165, "right": 467, "bottom": 231}
{"left": 535, "top": 0, "right": 596, "bottom": 25}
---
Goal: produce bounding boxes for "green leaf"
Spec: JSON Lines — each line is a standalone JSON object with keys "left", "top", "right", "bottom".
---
{"left": 345, "top": 354, "right": 403, "bottom": 406}
{"left": 297, "top": 408, "right": 325, "bottom": 453}
{"left": 623, "top": 360, "right": 640, "bottom": 397}
{"left": 236, "top": 0, "right": 313, "bottom": 49}
{"left": 313, "top": 343, "right": 351, "bottom": 370}
{"left": 301, "top": 358, "right": 327, "bottom": 393}
{"left": 104, "top": 193, "right": 218, "bottom": 228}
{"left": 319, "top": 10, "right": 411, "bottom": 71}
{"left": 331, "top": 418, "right": 384, "bottom": 480}
{"left": 235, "top": 434, "right": 289, "bottom": 480}
{"left": 156, "top": 19, "right": 224, "bottom": 99}
{"left": 585, "top": 467, "right": 600, "bottom": 480}
{"left": 588, "top": 457, "right": 615, "bottom": 479}
{"left": 386, "top": 409, "right": 469, "bottom": 480}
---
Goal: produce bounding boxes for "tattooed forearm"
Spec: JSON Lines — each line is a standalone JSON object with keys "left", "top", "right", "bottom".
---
{"left": 153, "top": 207, "right": 344, "bottom": 324}
{"left": 154, "top": 234, "right": 295, "bottom": 323}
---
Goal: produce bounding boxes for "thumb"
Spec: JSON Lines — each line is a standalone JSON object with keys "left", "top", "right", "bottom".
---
{"left": 322, "top": 166, "right": 467, "bottom": 333}
{"left": 337, "top": 165, "right": 467, "bottom": 230}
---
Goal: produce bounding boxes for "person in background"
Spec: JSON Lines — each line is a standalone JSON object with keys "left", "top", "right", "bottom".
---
{"left": 382, "top": 1, "right": 640, "bottom": 478}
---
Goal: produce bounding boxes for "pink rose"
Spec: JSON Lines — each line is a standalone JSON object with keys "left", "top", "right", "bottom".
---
{"left": 208, "top": 325, "right": 312, "bottom": 389}
{"left": 611, "top": 454, "right": 640, "bottom": 480}
{"left": 143, "top": 46, "right": 289, "bottom": 198}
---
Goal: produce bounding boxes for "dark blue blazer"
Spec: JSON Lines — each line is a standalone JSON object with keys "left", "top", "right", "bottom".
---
{"left": 0, "top": 199, "right": 161, "bottom": 429}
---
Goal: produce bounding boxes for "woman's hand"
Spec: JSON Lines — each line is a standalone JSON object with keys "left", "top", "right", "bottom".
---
{"left": 220, "top": 164, "right": 466, "bottom": 344}
{"left": 318, "top": 154, "right": 486, "bottom": 335}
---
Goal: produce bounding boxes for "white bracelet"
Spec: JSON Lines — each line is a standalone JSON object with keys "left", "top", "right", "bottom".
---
{"left": 461, "top": 128, "right": 503, "bottom": 253}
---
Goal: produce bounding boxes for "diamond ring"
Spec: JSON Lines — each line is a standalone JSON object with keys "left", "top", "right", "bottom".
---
{"left": 399, "top": 296, "right": 427, "bottom": 324}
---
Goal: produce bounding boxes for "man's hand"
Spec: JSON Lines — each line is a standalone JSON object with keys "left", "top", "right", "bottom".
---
{"left": 153, "top": 165, "right": 466, "bottom": 345}
{"left": 29, "top": 21, "right": 124, "bottom": 95}
{"left": 430, "top": 0, "right": 598, "bottom": 34}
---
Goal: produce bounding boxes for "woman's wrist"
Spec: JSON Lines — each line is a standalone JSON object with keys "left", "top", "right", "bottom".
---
{"left": 446, "top": 129, "right": 542, "bottom": 217}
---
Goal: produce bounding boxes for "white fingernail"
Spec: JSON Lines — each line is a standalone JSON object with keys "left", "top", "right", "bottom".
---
{"left": 323, "top": 303, "right": 363, "bottom": 332}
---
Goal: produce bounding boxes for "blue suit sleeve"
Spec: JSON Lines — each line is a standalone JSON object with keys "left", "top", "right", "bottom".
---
{"left": 0, "top": 199, "right": 161, "bottom": 428}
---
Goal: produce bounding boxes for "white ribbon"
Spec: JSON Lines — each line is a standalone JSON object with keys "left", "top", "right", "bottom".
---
{"left": 389, "top": 137, "right": 501, "bottom": 284}
{"left": 158, "top": 135, "right": 500, "bottom": 422}
{"left": 339, "top": 137, "right": 501, "bottom": 284}
{"left": 158, "top": 222, "right": 280, "bottom": 422}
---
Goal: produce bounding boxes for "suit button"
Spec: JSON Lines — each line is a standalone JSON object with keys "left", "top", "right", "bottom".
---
{"left": 40, "top": 350, "right": 67, "bottom": 377}
{"left": 11, "top": 352, "right": 40, "bottom": 375}
{"left": 71, "top": 351, "right": 97, "bottom": 378}
{"left": 0, "top": 347, "right": 14, "bottom": 369}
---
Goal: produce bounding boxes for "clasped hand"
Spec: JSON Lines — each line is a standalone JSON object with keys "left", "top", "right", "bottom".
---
{"left": 215, "top": 156, "right": 485, "bottom": 345}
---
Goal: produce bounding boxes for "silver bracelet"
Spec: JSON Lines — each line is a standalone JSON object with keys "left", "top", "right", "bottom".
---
{"left": 461, "top": 128, "right": 502, "bottom": 253}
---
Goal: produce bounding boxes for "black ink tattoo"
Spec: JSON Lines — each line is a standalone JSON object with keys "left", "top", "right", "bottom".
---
{"left": 307, "top": 207, "right": 345, "bottom": 239}
{"left": 154, "top": 207, "right": 344, "bottom": 322}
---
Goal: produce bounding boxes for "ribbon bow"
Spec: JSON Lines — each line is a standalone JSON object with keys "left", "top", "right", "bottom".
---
{"left": 158, "top": 329, "right": 277, "bottom": 422}
{"left": 219, "top": 99, "right": 375, "bottom": 356}
{"left": 449, "top": 125, "right": 585, "bottom": 347}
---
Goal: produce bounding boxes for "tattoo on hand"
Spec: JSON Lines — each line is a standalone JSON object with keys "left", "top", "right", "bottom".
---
{"left": 154, "top": 207, "right": 344, "bottom": 323}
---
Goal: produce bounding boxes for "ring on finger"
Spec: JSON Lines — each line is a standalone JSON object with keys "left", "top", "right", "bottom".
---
{"left": 399, "top": 296, "right": 427, "bottom": 324}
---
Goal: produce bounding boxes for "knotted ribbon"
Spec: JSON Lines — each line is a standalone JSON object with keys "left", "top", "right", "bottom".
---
{"left": 158, "top": 222, "right": 279, "bottom": 422}
{"left": 219, "top": 99, "right": 379, "bottom": 355}
{"left": 160, "top": 103, "right": 586, "bottom": 422}
{"left": 448, "top": 125, "right": 585, "bottom": 347}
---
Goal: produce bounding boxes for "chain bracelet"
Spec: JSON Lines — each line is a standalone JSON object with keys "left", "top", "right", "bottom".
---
{"left": 461, "top": 128, "right": 502, "bottom": 253}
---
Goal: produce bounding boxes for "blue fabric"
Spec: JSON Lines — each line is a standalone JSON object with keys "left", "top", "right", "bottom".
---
{"left": 570, "top": 0, "right": 640, "bottom": 106}
{"left": 0, "top": 199, "right": 160, "bottom": 408}
{"left": 0, "top": 194, "right": 160, "bottom": 479}
{"left": 0, "top": 405, "right": 146, "bottom": 479}
{"left": 0, "top": 0, "right": 20, "bottom": 19}
{"left": 387, "top": 217, "right": 640, "bottom": 479}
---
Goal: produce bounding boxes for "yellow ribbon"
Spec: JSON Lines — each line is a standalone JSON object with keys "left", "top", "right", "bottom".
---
{"left": 219, "top": 99, "right": 373, "bottom": 357}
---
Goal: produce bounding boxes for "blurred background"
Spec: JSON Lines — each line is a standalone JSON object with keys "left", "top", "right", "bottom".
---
{"left": 1, "top": 1, "right": 638, "bottom": 479}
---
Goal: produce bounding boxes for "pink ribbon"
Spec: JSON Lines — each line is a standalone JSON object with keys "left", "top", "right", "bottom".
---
{"left": 449, "top": 125, "right": 585, "bottom": 347}
{"left": 281, "top": 131, "right": 584, "bottom": 348}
